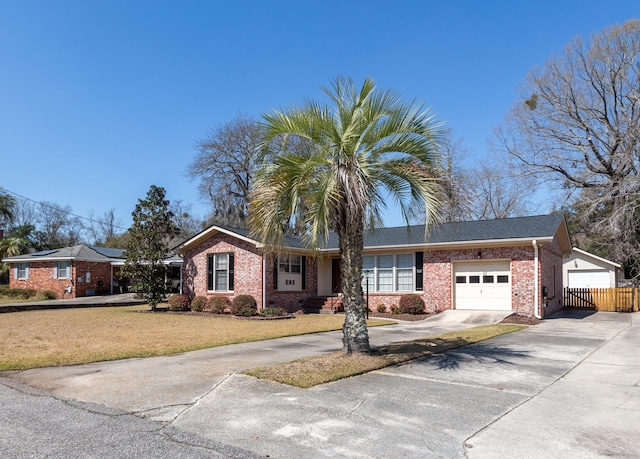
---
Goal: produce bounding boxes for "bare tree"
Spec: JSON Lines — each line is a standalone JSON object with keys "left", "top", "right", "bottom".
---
{"left": 187, "top": 114, "right": 259, "bottom": 228}
{"left": 496, "top": 19, "right": 640, "bottom": 277}
{"left": 437, "top": 138, "right": 473, "bottom": 223}
{"left": 169, "top": 199, "right": 205, "bottom": 240}
{"left": 465, "top": 162, "right": 535, "bottom": 220}
{"left": 88, "top": 208, "right": 124, "bottom": 245}
{"left": 35, "top": 201, "right": 85, "bottom": 249}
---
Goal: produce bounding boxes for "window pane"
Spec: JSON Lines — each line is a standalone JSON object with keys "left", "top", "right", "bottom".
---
{"left": 362, "top": 255, "right": 374, "bottom": 270}
{"left": 377, "top": 255, "right": 393, "bottom": 269}
{"left": 215, "top": 254, "right": 228, "bottom": 270}
{"left": 456, "top": 276, "right": 466, "bottom": 284}
{"left": 214, "top": 254, "right": 229, "bottom": 291}
{"left": 377, "top": 269, "right": 393, "bottom": 291}
{"left": 290, "top": 255, "right": 301, "bottom": 273}
{"left": 497, "top": 275, "right": 509, "bottom": 283}
{"left": 215, "top": 271, "right": 227, "bottom": 291}
{"left": 483, "top": 275, "right": 494, "bottom": 283}
{"left": 361, "top": 270, "right": 374, "bottom": 291}
{"left": 396, "top": 253, "right": 413, "bottom": 268}
{"left": 469, "top": 275, "right": 480, "bottom": 284}
{"left": 397, "top": 269, "right": 413, "bottom": 291}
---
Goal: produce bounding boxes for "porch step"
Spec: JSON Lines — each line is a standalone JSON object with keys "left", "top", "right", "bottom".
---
{"left": 301, "top": 296, "right": 343, "bottom": 314}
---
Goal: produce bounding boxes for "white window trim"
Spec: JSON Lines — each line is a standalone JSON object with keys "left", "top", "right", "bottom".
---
{"left": 211, "top": 253, "right": 231, "bottom": 292}
{"left": 16, "top": 263, "right": 29, "bottom": 280}
{"left": 54, "top": 261, "right": 71, "bottom": 279}
{"left": 362, "top": 253, "right": 415, "bottom": 293}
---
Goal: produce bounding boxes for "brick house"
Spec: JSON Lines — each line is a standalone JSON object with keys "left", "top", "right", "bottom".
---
{"left": 3, "top": 245, "right": 126, "bottom": 298}
{"left": 177, "top": 214, "right": 571, "bottom": 318}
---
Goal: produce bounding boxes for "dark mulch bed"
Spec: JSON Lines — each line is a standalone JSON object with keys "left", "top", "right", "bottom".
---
{"left": 500, "top": 313, "right": 541, "bottom": 325}
{"left": 367, "top": 312, "right": 435, "bottom": 322}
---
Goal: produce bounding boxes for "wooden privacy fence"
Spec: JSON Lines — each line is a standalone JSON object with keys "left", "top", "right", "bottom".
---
{"left": 563, "top": 287, "right": 639, "bottom": 312}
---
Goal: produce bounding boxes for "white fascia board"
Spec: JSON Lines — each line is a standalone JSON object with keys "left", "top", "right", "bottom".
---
{"left": 176, "top": 225, "right": 262, "bottom": 252}
{"left": 423, "top": 237, "right": 554, "bottom": 250}
{"left": 571, "top": 247, "right": 621, "bottom": 268}
{"left": 317, "top": 237, "right": 553, "bottom": 254}
{"left": 3, "top": 256, "right": 125, "bottom": 263}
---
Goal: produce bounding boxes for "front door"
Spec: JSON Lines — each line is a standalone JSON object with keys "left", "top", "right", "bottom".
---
{"left": 331, "top": 258, "right": 342, "bottom": 294}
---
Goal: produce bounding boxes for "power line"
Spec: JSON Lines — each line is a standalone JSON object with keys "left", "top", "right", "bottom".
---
{"left": 0, "top": 186, "right": 130, "bottom": 231}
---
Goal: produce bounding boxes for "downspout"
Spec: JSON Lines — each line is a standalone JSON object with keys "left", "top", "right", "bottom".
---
{"left": 262, "top": 255, "right": 267, "bottom": 310}
{"left": 533, "top": 240, "right": 541, "bottom": 319}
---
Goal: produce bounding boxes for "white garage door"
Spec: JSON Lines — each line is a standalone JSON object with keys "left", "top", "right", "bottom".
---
{"left": 567, "top": 269, "right": 610, "bottom": 288}
{"left": 454, "top": 261, "right": 512, "bottom": 310}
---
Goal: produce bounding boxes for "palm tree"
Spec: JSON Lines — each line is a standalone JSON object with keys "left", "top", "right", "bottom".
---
{"left": 251, "top": 76, "right": 445, "bottom": 354}
{"left": 0, "top": 189, "right": 15, "bottom": 228}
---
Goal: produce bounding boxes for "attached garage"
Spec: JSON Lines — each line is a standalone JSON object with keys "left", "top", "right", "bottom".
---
{"left": 454, "top": 261, "right": 511, "bottom": 310}
{"left": 566, "top": 269, "right": 610, "bottom": 288}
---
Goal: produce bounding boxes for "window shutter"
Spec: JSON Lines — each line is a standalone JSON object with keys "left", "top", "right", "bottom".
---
{"left": 53, "top": 262, "right": 58, "bottom": 279}
{"left": 207, "top": 254, "right": 213, "bottom": 291}
{"left": 301, "top": 256, "right": 307, "bottom": 290}
{"left": 415, "top": 252, "right": 423, "bottom": 291}
{"left": 229, "top": 253, "right": 234, "bottom": 291}
{"left": 273, "top": 256, "right": 278, "bottom": 290}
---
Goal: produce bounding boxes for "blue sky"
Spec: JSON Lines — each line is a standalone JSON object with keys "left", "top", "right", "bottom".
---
{"left": 1, "top": 1, "right": 638, "bottom": 231}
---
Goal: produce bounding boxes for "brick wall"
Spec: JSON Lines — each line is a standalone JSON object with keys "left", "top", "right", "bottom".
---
{"left": 9, "top": 261, "right": 117, "bottom": 298}
{"left": 540, "top": 238, "right": 564, "bottom": 317}
{"left": 182, "top": 234, "right": 319, "bottom": 312}
{"left": 423, "top": 246, "right": 537, "bottom": 316}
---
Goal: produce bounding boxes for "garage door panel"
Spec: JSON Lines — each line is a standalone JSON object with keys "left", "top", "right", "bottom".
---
{"left": 454, "top": 261, "right": 511, "bottom": 311}
{"left": 567, "top": 270, "right": 610, "bottom": 288}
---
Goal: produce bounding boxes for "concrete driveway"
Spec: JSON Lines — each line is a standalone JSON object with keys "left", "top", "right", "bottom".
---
{"left": 3, "top": 310, "right": 639, "bottom": 458}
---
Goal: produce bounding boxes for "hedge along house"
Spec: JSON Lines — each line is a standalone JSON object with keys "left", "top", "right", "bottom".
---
{"left": 3, "top": 245, "right": 126, "bottom": 298}
{"left": 177, "top": 214, "right": 571, "bottom": 318}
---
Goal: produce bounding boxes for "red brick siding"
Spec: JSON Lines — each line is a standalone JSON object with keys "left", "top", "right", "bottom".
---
{"left": 540, "top": 238, "right": 564, "bottom": 317}
{"left": 423, "top": 247, "right": 538, "bottom": 314}
{"left": 8, "top": 261, "right": 115, "bottom": 298}
{"left": 182, "top": 234, "right": 264, "bottom": 305}
{"left": 182, "top": 234, "right": 318, "bottom": 312}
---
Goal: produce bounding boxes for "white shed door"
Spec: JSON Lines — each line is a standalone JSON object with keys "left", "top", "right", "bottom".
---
{"left": 567, "top": 269, "right": 610, "bottom": 288}
{"left": 454, "top": 261, "right": 512, "bottom": 310}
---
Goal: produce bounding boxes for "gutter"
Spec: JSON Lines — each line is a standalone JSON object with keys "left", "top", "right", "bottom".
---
{"left": 533, "top": 239, "right": 541, "bottom": 319}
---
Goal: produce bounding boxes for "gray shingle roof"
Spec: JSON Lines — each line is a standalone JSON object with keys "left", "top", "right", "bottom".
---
{"left": 322, "top": 214, "right": 567, "bottom": 249}
{"left": 4, "top": 244, "right": 125, "bottom": 261}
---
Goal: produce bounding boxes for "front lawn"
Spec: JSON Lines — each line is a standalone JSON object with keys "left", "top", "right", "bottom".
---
{"left": 0, "top": 306, "right": 395, "bottom": 370}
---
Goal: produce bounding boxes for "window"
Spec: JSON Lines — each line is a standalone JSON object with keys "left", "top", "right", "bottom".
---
{"left": 483, "top": 275, "right": 494, "bottom": 283}
{"left": 362, "top": 256, "right": 374, "bottom": 291}
{"left": 396, "top": 254, "right": 413, "bottom": 291}
{"left": 376, "top": 255, "right": 393, "bottom": 292}
{"left": 16, "top": 263, "right": 29, "bottom": 280}
{"left": 279, "top": 255, "right": 301, "bottom": 273}
{"left": 55, "top": 261, "right": 71, "bottom": 279}
{"left": 361, "top": 253, "right": 415, "bottom": 292}
{"left": 497, "top": 275, "right": 509, "bottom": 283}
{"left": 469, "top": 276, "right": 480, "bottom": 284}
{"left": 207, "top": 253, "right": 234, "bottom": 291}
{"left": 455, "top": 276, "right": 466, "bottom": 284}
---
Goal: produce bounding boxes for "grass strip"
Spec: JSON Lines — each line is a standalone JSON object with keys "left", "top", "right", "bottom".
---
{"left": 243, "top": 324, "right": 526, "bottom": 388}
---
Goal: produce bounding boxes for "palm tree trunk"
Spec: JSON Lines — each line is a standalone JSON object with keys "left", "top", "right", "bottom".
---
{"left": 338, "top": 217, "right": 371, "bottom": 355}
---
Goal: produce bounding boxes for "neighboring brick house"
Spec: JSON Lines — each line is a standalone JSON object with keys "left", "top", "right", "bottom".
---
{"left": 177, "top": 214, "right": 571, "bottom": 318}
{"left": 3, "top": 245, "right": 126, "bottom": 298}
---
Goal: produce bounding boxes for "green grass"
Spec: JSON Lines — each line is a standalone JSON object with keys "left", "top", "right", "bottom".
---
{"left": 243, "top": 324, "right": 526, "bottom": 388}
